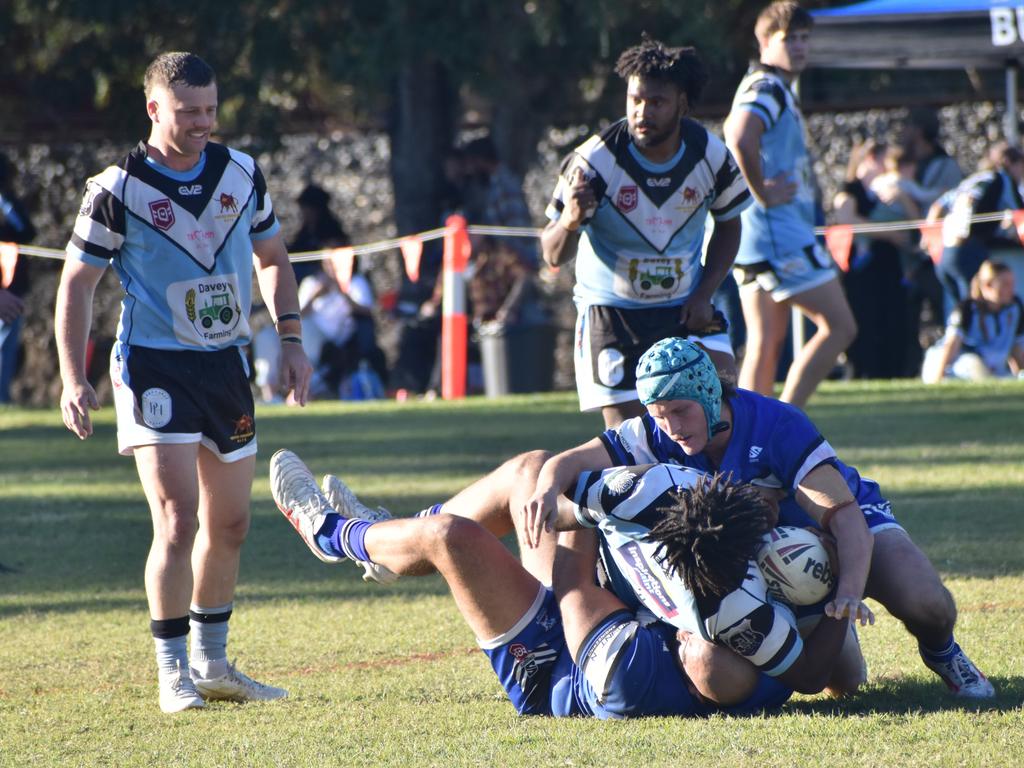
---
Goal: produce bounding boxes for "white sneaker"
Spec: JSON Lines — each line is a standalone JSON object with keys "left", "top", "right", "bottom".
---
{"left": 159, "top": 661, "right": 206, "bottom": 713}
{"left": 192, "top": 661, "right": 288, "bottom": 703}
{"left": 322, "top": 474, "right": 399, "bottom": 584}
{"left": 270, "top": 449, "right": 342, "bottom": 564}
{"left": 921, "top": 644, "right": 995, "bottom": 698}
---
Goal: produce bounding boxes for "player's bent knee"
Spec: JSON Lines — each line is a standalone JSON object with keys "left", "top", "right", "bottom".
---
{"left": 427, "top": 514, "right": 489, "bottom": 560}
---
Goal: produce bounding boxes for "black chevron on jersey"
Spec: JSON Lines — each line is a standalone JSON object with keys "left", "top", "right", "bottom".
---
{"left": 126, "top": 141, "right": 232, "bottom": 218}
{"left": 596, "top": 119, "right": 710, "bottom": 207}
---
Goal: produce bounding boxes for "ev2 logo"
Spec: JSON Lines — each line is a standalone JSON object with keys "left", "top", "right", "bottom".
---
{"left": 179, "top": 184, "right": 203, "bottom": 196}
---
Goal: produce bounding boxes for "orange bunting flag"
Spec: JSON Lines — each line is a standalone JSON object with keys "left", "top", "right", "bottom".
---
{"left": 1012, "top": 209, "right": 1024, "bottom": 245}
{"left": 918, "top": 221, "right": 944, "bottom": 266}
{"left": 329, "top": 246, "right": 355, "bottom": 292}
{"left": 400, "top": 236, "right": 423, "bottom": 283}
{"left": 0, "top": 242, "right": 18, "bottom": 290}
{"left": 824, "top": 225, "right": 854, "bottom": 272}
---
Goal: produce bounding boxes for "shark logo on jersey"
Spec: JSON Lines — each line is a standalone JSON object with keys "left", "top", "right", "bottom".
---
{"left": 606, "top": 470, "right": 637, "bottom": 496}
{"left": 616, "top": 185, "right": 638, "bottom": 213}
{"left": 721, "top": 618, "right": 765, "bottom": 657}
{"left": 149, "top": 198, "right": 175, "bottom": 231}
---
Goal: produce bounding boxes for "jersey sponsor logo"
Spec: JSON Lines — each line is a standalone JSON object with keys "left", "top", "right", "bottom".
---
{"left": 219, "top": 192, "right": 239, "bottom": 213}
{"left": 178, "top": 277, "right": 244, "bottom": 344}
{"left": 149, "top": 198, "right": 175, "bottom": 231}
{"left": 605, "top": 469, "right": 637, "bottom": 496}
{"left": 749, "top": 446, "right": 763, "bottom": 460}
{"left": 178, "top": 184, "right": 203, "bottom": 196}
{"left": 721, "top": 618, "right": 765, "bottom": 656}
{"left": 80, "top": 182, "right": 99, "bottom": 217}
{"left": 619, "top": 541, "right": 678, "bottom": 618}
{"left": 646, "top": 177, "right": 671, "bottom": 188}
{"left": 141, "top": 388, "right": 172, "bottom": 428}
{"left": 616, "top": 185, "right": 638, "bottom": 213}
{"left": 676, "top": 187, "right": 702, "bottom": 211}
{"left": 622, "top": 256, "right": 685, "bottom": 299}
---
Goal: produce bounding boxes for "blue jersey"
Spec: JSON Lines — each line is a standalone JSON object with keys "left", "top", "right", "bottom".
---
{"left": 66, "top": 141, "right": 281, "bottom": 351}
{"left": 946, "top": 296, "right": 1024, "bottom": 374}
{"left": 601, "top": 389, "right": 892, "bottom": 530}
{"left": 546, "top": 118, "right": 750, "bottom": 309}
{"left": 571, "top": 463, "right": 803, "bottom": 678}
{"left": 730, "top": 65, "right": 816, "bottom": 263}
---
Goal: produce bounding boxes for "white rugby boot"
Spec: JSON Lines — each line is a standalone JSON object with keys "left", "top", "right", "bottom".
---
{"left": 921, "top": 643, "right": 995, "bottom": 698}
{"left": 192, "top": 661, "right": 288, "bottom": 703}
{"left": 158, "top": 660, "right": 206, "bottom": 713}
{"left": 322, "top": 474, "right": 399, "bottom": 585}
{"left": 270, "top": 449, "right": 343, "bottom": 564}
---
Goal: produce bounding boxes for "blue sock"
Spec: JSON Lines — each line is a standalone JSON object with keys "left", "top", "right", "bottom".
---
{"left": 919, "top": 635, "right": 957, "bottom": 662}
{"left": 316, "top": 513, "right": 375, "bottom": 562}
{"left": 415, "top": 503, "right": 443, "bottom": 518}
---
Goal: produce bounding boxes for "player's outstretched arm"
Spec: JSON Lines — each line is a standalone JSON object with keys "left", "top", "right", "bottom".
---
{"left": 795, "top": 464, "right": 874, "bottom": 624}
{"left": 523, "top": 439, "right": 612, "bottom": 548}
{"left": 253, "top": 235, "right": 312, "bottom": 405}
{"left": 55, "top": 258, "right": 104, "bottom": 439}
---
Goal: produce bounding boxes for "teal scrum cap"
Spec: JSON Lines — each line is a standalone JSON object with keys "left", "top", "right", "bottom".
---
{"left": 635, "top": 338, "right": 727, "bottom": 438}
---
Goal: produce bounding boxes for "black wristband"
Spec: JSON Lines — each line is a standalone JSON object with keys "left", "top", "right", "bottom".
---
{"left": 280, "top": 335, "right": 303, "bottom": 345}
{"left": 276, "top": 312, "right": 301, "bottom": 324}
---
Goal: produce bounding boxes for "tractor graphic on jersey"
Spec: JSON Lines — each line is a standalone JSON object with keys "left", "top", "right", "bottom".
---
{"left": 185, "top": 286, "right": 240, "bottom": 334}
{"left": 628, "top": 258, "right": 684, "bottom": 296}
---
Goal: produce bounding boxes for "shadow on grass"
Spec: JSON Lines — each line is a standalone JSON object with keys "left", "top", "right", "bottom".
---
{"left": 786, "top": 676, "right": 1024, "bottom": 716}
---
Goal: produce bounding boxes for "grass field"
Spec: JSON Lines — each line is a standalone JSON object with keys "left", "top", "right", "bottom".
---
{"left": 1, "top": 381, "right": 1022, "bottom": 767}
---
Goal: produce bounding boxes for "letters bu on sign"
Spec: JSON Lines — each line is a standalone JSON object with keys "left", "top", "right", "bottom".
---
{"left": 991, "top": 7, "right": 1024, "bottom": 46}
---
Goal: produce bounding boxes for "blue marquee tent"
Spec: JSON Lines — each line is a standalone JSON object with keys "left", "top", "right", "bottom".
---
{"left": 809, "top": 0, "right": 1024, "bottom": 140}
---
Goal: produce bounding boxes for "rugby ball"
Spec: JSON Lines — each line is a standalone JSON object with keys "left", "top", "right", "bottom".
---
{"left": 756, "top": 526, "right": 837, "bottom": 606}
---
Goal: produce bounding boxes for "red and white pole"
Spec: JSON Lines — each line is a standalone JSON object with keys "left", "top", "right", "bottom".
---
{"left": 441, "top": 215, "right": 471, "bottom": 400}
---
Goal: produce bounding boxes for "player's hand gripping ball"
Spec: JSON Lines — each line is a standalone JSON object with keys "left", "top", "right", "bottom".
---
{"left": 756, "top": 526, "right": 837, "bottom": 605}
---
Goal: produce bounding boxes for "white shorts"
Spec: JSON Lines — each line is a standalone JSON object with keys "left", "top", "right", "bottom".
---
{"left": 734, "top": 242, "right": 838, "bottom": 302}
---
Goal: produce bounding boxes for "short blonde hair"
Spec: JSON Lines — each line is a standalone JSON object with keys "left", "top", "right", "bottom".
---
{"left": 755, "top": 2, "right": 813, "bottom": 45}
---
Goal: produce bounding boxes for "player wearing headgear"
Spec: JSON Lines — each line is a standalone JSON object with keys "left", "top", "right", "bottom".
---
{"left": 270, "top": 449, "right": 802, "bottom": 718}
{"left": 724, "top": 1, "right": 856, "bottom": 409}
{"left": 541, "top": 35, "right": 751, "bottom": 429}
{"left": 524, "top": 338, "right": 994, "bottom": 698}
{"left": 272, "top": 447, "right": 868, "bottom": 713}
{"left": 56, "top": 51, "right": 312, "bottom": 712}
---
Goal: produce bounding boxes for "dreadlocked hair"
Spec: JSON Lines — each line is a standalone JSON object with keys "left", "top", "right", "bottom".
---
{"left": 614, "top": 34, "right": 708, "bottom": 105}
{"left": 646, "top": 473, "right": 773, "bottom": 599}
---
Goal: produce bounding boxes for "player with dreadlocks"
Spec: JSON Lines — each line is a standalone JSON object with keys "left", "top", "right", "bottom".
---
{"left": 648, "top": 473, "right": 771, "bottom": 600}
{"left": 540, "top": 35, "right": 751, "bottom": 430}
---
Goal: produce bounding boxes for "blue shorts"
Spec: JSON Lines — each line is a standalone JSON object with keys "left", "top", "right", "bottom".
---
{"left": 479, "top": 587, "right": 575, "bottom": 716}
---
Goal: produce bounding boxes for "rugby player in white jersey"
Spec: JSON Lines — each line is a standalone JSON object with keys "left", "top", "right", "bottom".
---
{"left": 542, "top": 36, "right": 751, "bottom": 429}
{"left": 270, "top": 450, "right": 863, "bottom": 716}
{"left": 724, "top": 2, "right": 856, "bottom": 409}
{"left": 56, "top": 52, "right": 312, "bottom": 712}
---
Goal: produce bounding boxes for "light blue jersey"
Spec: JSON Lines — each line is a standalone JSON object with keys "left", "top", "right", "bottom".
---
{"left": 601, "top": 389, "right": 900, "bottom": 534}
{"left": 730, "top": 65, "right": 816, "bottom": 264}
{"left": 546, "top": 118, "right": 751, "bottom": 309}
{"left": 946, "top": 296, "right": 1024, "bottom": 374}
{"left": 66, "top": 141, "right": 280, "bottom": 351}
{"left": 572, "top": 463, "right": 803, "bottom": 677}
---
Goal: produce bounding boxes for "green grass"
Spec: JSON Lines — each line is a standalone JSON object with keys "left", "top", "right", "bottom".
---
{"left": 1, "top": 382, "right": 1022, "bottom": 767}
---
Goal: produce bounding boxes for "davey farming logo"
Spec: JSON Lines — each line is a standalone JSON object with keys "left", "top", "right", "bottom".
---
{"left": 617, "top": 185, "right": 638, "bottom": 213}
{"left": 149, "top": 198, "right": 175, "bottom": 231}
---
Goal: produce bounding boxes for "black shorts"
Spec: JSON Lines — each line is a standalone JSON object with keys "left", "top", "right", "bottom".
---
{"left": 573, "top": 304, "right": 732, "bottom": 411}
{"left": 111, "top": 343, "right": 257, "bottom": 460}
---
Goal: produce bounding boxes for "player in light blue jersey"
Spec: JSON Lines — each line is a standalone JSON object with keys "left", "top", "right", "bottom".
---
{"left": 724, "top": 2, "right": 856, "bottom": 409}
{"left": 542, "top": 36, "right": 752, "bottom": 429}
{"left": 270, "top": 447, "right": 867, "bottom": 715}
{"left": 55, "top": 52, "right": 312, "bottom": 713}
{"left": 525, "top": 338, "right": 995, "bottom": 699}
